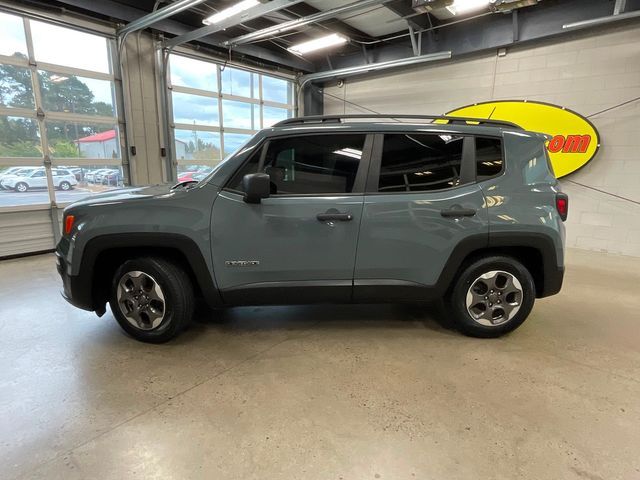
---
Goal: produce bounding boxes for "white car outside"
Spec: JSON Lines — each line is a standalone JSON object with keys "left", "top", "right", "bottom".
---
{"left": 0, "top": 167, "right": 38, "bottom": 189}
{"left": 0, "top": 168, "right": 78, "bottom": 192}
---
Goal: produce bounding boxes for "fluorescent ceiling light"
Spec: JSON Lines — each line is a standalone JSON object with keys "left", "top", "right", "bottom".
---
{"left": 446, "top": 0, "right": 491, "bottom": 15}
{"left": 203, "top": 0, "right": 259, "bottom": 25}
{"left": 288, "top": 33, "right": 348, "bottom": 55}
{"left": 333, "top": 148, "right": 362, "bottom": 159}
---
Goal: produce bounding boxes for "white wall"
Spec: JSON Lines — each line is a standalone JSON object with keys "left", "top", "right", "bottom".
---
{"left": 324, "top": 23, "right": 640, "bottom": 257}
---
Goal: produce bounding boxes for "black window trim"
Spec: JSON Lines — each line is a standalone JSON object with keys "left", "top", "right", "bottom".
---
{"left": 222, "top": 131, "right": 375, "bottom": 197}
{"left": 366, "top": 132, "right": 506, "bottom": 195}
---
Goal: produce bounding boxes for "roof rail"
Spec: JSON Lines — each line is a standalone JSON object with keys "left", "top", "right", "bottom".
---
{"left": 273, "top": 114, "right": 523, "bottom": 130}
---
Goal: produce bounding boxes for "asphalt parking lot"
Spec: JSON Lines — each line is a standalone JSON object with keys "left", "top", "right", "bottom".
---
{"left": 0, "top": 188, "right": 96, "bottom": 207}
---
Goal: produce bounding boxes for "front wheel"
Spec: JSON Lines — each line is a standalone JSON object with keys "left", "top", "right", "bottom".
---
{"left": 446, "top": 256, "right": 535, "bottom": 338}
{"left": 109, "top": 257, "right": 194, "bottom": 343}
{"left": 15, "top": 182, "right": 28, "bottom": 192}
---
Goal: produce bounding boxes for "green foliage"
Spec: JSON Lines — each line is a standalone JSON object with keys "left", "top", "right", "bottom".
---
{"left": 0, "top": 140, "right": 40, "bottom": 157}
{"left": 0, "top": 60, "right": 115, "bottom": 149}
{"left": 50, "top": 140, "right": 82, "bottom": 158}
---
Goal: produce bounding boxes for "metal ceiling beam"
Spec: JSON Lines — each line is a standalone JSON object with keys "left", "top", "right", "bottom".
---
{"left": 165, "top": 0, "right": 306, "bottom": 49}
{"left": 224, "top": 0, "right": 392, "bottom": 47}
{"left": 322, "top": 0, "right": 637, "bottom": 72}
{"left": 49, "top": 0, "right": 315, "bottom": 71}
{"left": 117, "top": 0, "right": 209, "bottom": 36}
{"left": 563, "top": 3, "right": 640, "bottom": 30}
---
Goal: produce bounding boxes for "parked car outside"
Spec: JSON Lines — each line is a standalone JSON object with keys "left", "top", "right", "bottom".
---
{"left": 57, "top": 114, "right": 567, "bottom": 343}
{"left": 1, "top": 167, "right": 78, "bottom": 192}
{"left": 0, "top": 167, "right": 38, "bottom": 190}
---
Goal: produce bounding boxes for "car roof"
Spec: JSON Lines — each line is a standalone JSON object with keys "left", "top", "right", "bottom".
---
{"left": 262, "top": 115, "right": 548, "bottom": 141}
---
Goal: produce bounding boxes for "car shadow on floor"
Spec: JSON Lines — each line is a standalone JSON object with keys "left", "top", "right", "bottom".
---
{"left": 179, "top": 299, "right": 460, "bottom": 339}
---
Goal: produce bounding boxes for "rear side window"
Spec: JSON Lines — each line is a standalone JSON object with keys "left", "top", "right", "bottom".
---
{"left": 378, "top": 133, "right": 464, "bottom": 192}
{"left": 475, "top": 137, "right": 503, "bottom": 180}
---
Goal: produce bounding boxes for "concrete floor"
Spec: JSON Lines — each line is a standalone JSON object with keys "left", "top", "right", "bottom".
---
{"left": 0, "top": 250, "right": 638, "bottom": 480}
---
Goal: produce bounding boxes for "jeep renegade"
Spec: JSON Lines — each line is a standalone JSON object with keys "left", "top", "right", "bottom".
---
{"left": 56, "top": 115, "right": 567, "bottom": 343}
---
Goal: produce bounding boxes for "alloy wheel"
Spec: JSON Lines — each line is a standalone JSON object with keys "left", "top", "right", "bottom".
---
{"left": 116, "top": 270, "right": 166, "bottom": 330}
{"left": 465, "top": 270, "right": 523, "bottom": 326}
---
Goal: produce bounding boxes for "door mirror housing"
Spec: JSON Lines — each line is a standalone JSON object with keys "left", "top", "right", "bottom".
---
{"left": 242, "top": 173, "right": 270, "bottom": 203}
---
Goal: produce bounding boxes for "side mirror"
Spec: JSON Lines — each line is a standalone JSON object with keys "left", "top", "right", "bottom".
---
{"left": 242, "top": 173, "right": 270, "bottom": 204}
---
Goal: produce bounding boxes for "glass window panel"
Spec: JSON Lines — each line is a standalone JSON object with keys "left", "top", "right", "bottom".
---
{"left": 221, "top": 67, "right": 253, "bottom": 98}
{"left": 262, "top": 75, "right": 293, "bottom": 104}
{"left": 45, "top": 122, "right": 120, "bottom": 159}
{"left": 172, "top": 91, "right": 218, "bottom": 126}
{"left": 223, "top": 133, "right": 252, "bottom": 157}
{"left": 0, "top": 165, "right": 50, "bottom": 206}
{"left": 0, "top": 12, "right": 27, "bottom": 59}
{"left": 0, "top": 116, "right": 41, "bottom": 157}
{"left": 261, "top": 134, "right": 366, "bottom": 195}
{"left": 169, "top": 54, "right": 217, "bottom": 92}
{"left": 30, "top": 20, "right": 110, "bottom": 73}
{"left": 475, "top": 137, "right": 504, "bottom": 180}
{"left": 379, "top": 134, "right": 465, "bottom": 192}
{"left": 222, "top": 99, "right": 254, "bottom": 129}
{"left": 54, "top": 165, "right": 124, "bottom": 204}
{"left": 174, "top": 129, "right": 221, "bottom": 165}
{"left": 38, "top": 71, "right": 115, "bottom": 116}
{"left": 0, "top": 65, "right": 34, "bottom": 109}
{"left": 263, "top": 106, "right": 291, "bottom": 128}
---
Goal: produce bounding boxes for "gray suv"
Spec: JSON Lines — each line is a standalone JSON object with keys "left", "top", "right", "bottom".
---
{"left": 56, "top": 115, "right": 567, "bottom": 343}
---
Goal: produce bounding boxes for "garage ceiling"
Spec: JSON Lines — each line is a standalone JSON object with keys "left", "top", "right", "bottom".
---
{"left": 18, "top": 0, "right": 640, "bottom": 74}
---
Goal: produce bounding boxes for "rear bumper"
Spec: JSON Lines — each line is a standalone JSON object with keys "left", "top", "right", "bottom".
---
{"left": 56, "top": 250, "right": 94, "bottom": 312}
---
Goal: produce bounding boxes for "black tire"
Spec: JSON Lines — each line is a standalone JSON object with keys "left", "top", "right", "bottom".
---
{"left": 446, "top": 256, "right": 536, "bottom": 338}
{"left": 15, "top": 182, "right": 28, "bottom": 193}
{"left": 109, "top": 257, "right": 194, "bottom": 343}
{"left": 59, "top": 181, "right": 71, "bottom": 191}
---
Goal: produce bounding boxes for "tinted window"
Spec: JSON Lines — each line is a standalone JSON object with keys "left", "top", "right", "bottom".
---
{"left": 264, "top": 135, "right": 365, "bottom": 194}
{"left": 228, "top": 134, "right": 366, "bottom": 194}
{"left": 475, "top": 137, "right": 503, "bottom": 180}
{"left": 379, "top": 133, "right": 464, "bottom": 192}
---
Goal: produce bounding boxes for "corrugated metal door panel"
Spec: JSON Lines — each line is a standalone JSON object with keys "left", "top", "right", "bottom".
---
{"left": 0, "top": 210, "right": 55, "bottom": 257}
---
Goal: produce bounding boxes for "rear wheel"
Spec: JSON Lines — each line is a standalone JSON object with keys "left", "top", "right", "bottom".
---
{"left": 59, "top": 181, "right": 71, "bottom": 191}
{"left": 15, "top": 182, "right": 28, "bottom": 193}
{"left": 109, "top": 257, "right": 194, "bottom": 343}
{"left": 446, "top": 256, "right": 535, "bottom": 338}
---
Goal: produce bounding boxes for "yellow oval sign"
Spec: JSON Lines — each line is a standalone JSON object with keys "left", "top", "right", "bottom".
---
{"left": 446, "top": 100, "right": 600, "bottom": 178}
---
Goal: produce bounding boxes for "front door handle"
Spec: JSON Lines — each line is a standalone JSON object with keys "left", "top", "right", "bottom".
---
{"left": 317, "top": 212, "right": 353, "bottom": 222}
{"left": 440, "top": 208, "right": 476, "bottom": 218}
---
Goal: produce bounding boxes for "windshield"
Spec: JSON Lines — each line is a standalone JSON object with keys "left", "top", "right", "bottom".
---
{"left": 189, "top": 134, "right": 257, "bottom": 186}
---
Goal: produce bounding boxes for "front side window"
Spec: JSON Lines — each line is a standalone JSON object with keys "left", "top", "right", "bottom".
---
{"left": 378, "top": 133, "right": 464, "bottom": 192}
{"left": 262, "top": 135, "right": 365, "bottom": 195}
{"left": 227, "top": 134, "right": 366, "bottom": 194}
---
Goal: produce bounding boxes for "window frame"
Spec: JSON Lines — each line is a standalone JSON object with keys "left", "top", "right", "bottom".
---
{"left": 0, "top": 10, "right": 126, "bottom": 212}
{"left": 223, "top": 132, "right": 375, "bottom": 197}
{"left": 167, "top": 51, "right": 296, "bottom": 172}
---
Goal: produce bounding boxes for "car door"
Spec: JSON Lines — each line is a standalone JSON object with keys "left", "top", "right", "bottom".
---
{"left": 353, "top": 132, "right": 491, "bottom": 301}
{"left": 211, "top": 132, "right": 373, "bottom": 305}
{"left": 30, "top": 169, "right": 47, "bottom": 188}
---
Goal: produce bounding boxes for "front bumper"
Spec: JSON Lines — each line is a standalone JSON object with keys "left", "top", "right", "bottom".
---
{"left": 56, "top": 249, "right": 94, "bottom": 312}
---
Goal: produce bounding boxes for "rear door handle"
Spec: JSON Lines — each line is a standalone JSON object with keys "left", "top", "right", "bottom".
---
{"left": 440, "top": 208, "right": 476, "bottom": 218}
{"left": 317, "top": 212, "right": 353, "bottom": 222}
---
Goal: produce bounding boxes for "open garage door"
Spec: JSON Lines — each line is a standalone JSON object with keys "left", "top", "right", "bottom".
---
{"left": 0, "top": 10, "right": 127, "bottom": 257}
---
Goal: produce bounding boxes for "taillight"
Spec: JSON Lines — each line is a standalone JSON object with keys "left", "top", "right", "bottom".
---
{"left": 64, "top": 214, "right": 75, "bottom": 235}
{"left": 556, "top": 193, "right": 568, "bottom": 221}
